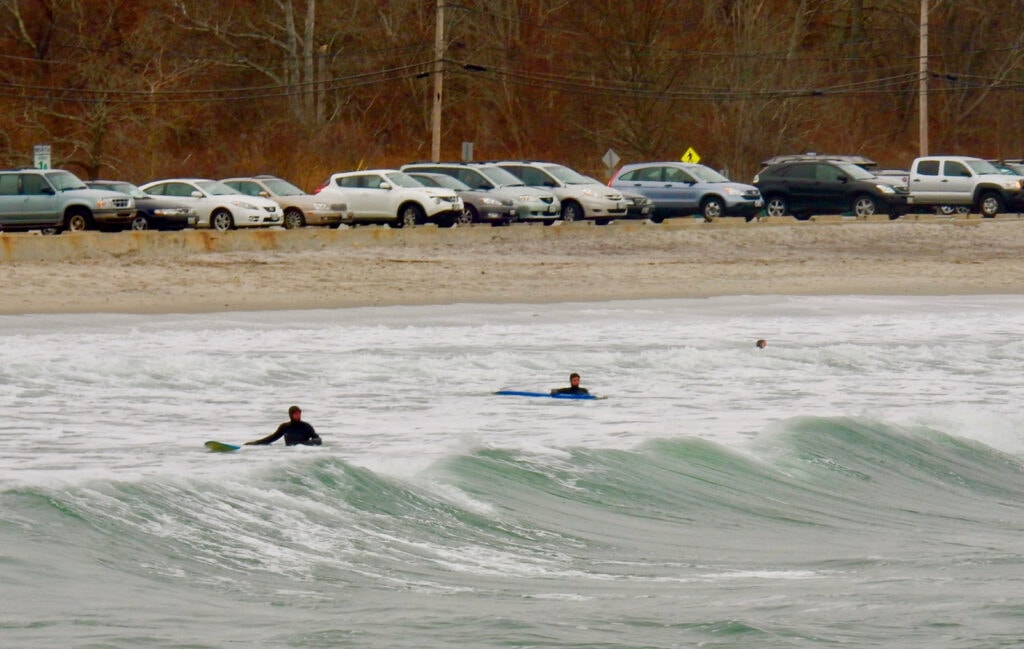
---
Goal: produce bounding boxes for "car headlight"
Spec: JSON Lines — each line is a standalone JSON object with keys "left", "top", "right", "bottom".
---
{"left": 722, "top": 187, "right": 742, "bottom": 196}
{"left": 875, "top": 184, "right": 896, "bottom": 194}
{"left": 312, "top": 202, "right": 330, "bottom": 210}
{"left": 94, "top": 198, "right": 114, "bottom": 208}
{"left": 153, "top": 208, "right": 186, "bottom": 216}
{"left": 518, "top": 195, "right": 534, "bottom": 202}
{"left": 1002, "top": 180, "right": 1023, "bottom": 190}
{"left": 231, "top": 200, "right": 258, "bottom": 210}
{"left": 481, "top": 197, "right": 502, "bottom": 206}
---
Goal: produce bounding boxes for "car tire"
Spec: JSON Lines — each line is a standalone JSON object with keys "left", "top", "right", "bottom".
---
{"left": 284, "top": 208, "right": 305, "bottom": 229}
{"left": 131, "top": 215, "right": 150, "bottom": 230}
{"left": 936, "top": 205, "right": 969, "bottom": 216}
{"left": 764, "top": 195, "right": 788, "bottom": 217}
{"left": 852, "top": 194, "right": 877, "bottom": 217}
{"left": 396, "top": 204, "right": 423, "bottom": 228}
{"left": 979, "top": 192, "right": 1004, "bottom": 218}
{"left": 455, "top": 209, "right": 473, "bottom": 226}
{"left": 211, "top": 209, "right": 234, "bottom": 231}
{"left": 701, "top": 197, "right": 724, "bottom": 222}
{"left": 65, "top": 209, "right": 92, "bottom": 232}
{"left": 561, "top": 201, "right": 583, "bottom": 222}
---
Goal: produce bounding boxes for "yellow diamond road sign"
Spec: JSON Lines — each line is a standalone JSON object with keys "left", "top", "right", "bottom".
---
{"left": 681, "top": 147, "right": 701, "bottom": 164}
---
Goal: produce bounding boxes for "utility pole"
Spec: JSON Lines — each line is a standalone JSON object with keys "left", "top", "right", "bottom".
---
{"left": 431, "top": 0, "right": 444, "bottom": 162}
{"left": 919, "top": 0, "right": 928, "bottom": 156}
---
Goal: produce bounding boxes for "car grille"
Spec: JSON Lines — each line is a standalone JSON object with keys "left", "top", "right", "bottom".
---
{"left": 112, "top": 198, "right": 132, "bottom": 208}
{"left": 329, "top": 204, "right": 346, "bottom": 211}
{"left": 742, "top": 190, "right": 761, "bottom": 199}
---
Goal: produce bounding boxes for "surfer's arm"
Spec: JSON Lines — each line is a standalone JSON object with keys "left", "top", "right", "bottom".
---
{"left": 244, "top": 424, "right": 286, "bottom": 446}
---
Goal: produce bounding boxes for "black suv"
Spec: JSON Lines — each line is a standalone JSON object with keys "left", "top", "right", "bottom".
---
{"left": 753, "top": 160, "right": 909, "bottom": 219}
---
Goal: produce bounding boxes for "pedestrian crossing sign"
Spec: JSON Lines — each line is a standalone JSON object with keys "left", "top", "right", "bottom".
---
{"left": 681, "top": 147, "right": 701, "bottom": 164}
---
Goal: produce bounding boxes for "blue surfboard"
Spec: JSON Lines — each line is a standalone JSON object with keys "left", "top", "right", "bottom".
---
{"left": 494, "top": 390, "right": 600, "bottom": 400}
{"left": 205, "top": 441, "right": 241, "bottom": 452}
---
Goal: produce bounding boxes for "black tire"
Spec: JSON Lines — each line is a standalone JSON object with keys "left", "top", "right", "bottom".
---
{"left": 561, "top": 201, "right": 583, "bottom": 222}
{"left": 283, "top": 208, "right": 305, "bottom": 229}
{"left": 594, "top": 219, "right": 611, "bottom": 226}
{"left": 701, "top": 197, "right": 724, "bottom": 222}
{"left": 852, "top": 194, "right": 877, "bottom": 217}
{"left": 396, "top": 204, "right": 423, "bottom": 228}
{"left": 211, "top": 209, "right": 234, "bottom": 231}
{"left": 455, "top": 208, "right": 473, "bottom": 226}
{"left": 464, "top": 205, "right": 480, "bottom": 224}
{"left": 649, "top": 215, "right": 664, "bottom": 224}
{"left": 764, "top": 195, "right": 788, "bottom": 217}
{"left": 131, "top": 215, "right": 150, "bottom": 231}
{"left": 65, "top": 208, "right": 92, "bottom": 232}
{"left": 979, "top": 192, "right": 1004, "bottom": 218}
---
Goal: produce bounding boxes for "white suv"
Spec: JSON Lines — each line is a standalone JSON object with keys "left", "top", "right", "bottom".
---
{"left": 317, "top": 169, "right": 463, "bottom": 227}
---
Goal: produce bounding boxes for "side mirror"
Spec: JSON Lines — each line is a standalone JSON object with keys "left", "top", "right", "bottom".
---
{"left": 378, "top": 182, "right": 392, "bottom": 190}
{"left": 259, "top": 191, "right": 271, "bottom": 198}
{"left": 191, "top": 190, "right": 203, "bottom": 198}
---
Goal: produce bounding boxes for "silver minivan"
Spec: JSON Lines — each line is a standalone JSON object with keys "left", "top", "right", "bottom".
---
{"left": 401, "top": 162, "right": 560, "bottom": 223}
{"left": 495, "top": 161, "right": 628, "bottom": 223}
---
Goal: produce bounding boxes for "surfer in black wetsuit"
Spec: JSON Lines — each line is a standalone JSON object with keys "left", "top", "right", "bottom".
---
{"left": 551, "top": 373, "right": 589, "bottom": 395}
{"left": 245, "top": 405, "right": 322, "bottom": 446}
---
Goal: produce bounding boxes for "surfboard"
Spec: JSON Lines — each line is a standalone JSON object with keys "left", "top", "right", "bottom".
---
{"left": 494, "top": 390, "right": 600, "bottom": 400}
{"left": 205, "top": 440, "right": 241, "bottom": 452}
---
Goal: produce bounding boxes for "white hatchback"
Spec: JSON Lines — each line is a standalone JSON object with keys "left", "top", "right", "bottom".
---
{"left": 138, "top": 178, "right": 283, "bottom": 230}
{"left": 317, "top": 169, "right": 463, "bottom": 227}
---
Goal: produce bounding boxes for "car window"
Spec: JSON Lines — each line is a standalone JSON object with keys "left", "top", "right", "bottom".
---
{"left": 337, "top": 176, "right": 360, "bottom": 188}
{"left": 664, "top": 167, "right": 695, "bottom": 183}
{"left": 20, "top": 174, "right": 51, "bottom": 194}
{"left": 785, "top": 164, "right": 815, "bottom": 179}
{"left": 630, "top": 167, "right": 663, "bottom": 182}
{"left": 262, "top": 178, "right": 304, "bottom": 195}
{"left": 688, "top": 165, "right": 729, "bottom": 183}
{"left": 512, "top": 166, "right": 555, "bottom": 187}
{"left": 384, "top": 172, "right": 423, "bottom": 188}
{"left": 916, "top": 160, "right": 940, "bottom": 176}
{"left": 230, "top": 181, "right": 263, "bottom": 196}
{"left": 815, "top": 164, "right": 842, "bottom": 181}
{"left": 943, "top": 161, "right": 970, "bottom": 177}
{"left": 410, "top": 174, "right": 440, "bottom": 187}
{"left": 364, "top": 175, "right": 386, "bottom": 189}
{"left": 0, "top": 175, "right": 18, "bottom": 195}
{"left": 455, "top": 169, "right": 491, "bottom": 190}
{"left": 543, "top": 164, "right": 591, "bottom": 185}
{"left": 166, "top": 182, "right": 197, "bottom": 197}
{"left": 45, "top": 171, "right": 87, "bottom": 190}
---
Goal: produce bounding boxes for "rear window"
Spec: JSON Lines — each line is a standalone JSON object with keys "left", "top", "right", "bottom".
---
{"left": 0, "top": 174, "right": 18, "bottom": 195}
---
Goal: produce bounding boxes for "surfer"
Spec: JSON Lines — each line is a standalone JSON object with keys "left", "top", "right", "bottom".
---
{"left": 244, "top": 405, "right": 322, "bottom": 447}
{"left": 551, "top": 372, "right": 589, "bottom": 396}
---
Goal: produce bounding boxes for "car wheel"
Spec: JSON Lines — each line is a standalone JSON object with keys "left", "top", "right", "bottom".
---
{"left": 211, "top": 209, "right": 234, "bottom": 231}
{"left": 284, "top": 208, "right": 305, "bottom": 229}
{"left": 65, "top": 209, "right": 92, "bottom": 232}
{"left": 979, "top": 192, "right": 1004, "bottom": 218}
{"left": 131, "top": 215, "right": 150, "bottom": 231}
{"left": 936, "top": 205, "right": 969, "bottom": 216}
{"left": 594, "top": 219, "right": 611, "bottom": 225}
{"left": 561, "top": 201, "right": 583, "bottom": 222}
{"left": 765, "top": 196, "right": 788, "bottom": 217}
{"left": 396, "top": 204, "right": 423, "bottom": 228}
{"left": 852, "top": 195, "right": 877, "bottom": 217}
{"left": 701, "top": 197, "right": 724, "bottom": 222}
{"left": 455, "top": 208, "right": 473, "bottom": 226}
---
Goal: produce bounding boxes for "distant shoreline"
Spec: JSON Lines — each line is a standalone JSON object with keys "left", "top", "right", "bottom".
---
{"left": 4, "top": 218, "right": 1024, "bottom": 315}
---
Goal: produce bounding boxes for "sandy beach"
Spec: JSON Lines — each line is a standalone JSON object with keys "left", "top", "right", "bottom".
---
{"left": 4, "top": 218, "right": 1024, "bottom": 315}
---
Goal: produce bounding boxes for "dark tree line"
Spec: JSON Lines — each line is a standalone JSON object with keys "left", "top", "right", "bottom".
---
{"left": 2, "top": 0, "right": 1023, "bottom": 188}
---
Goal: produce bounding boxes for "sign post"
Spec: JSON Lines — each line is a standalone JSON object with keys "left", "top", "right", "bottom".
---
{"left": 33, "top": 144, "right": 51, "bottom": 169}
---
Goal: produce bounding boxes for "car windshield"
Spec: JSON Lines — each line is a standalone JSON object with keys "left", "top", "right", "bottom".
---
{"left": 966, "top": 159, "right": 1002, "bottom": 175}
{"left": 835, "top": 163, "right": 875, "bottom": 180}
{"left": 687, "top": 165, "right": 730, "bottom": 183}
{"left": 543, "top": 164, "right": 593, "bottom": 185}
{"left": 384, "top": 172, "right": 426, "bottom": 188}
{"left": 91, "top": 182, "right": 144, "bottom": 198}
{"left": 196, "top": 180, "right": 240, "bottom": 195}
{"left": 417, "top": 174, "right": 469, "bottom": 191}
{"left": 479, "top": 166, "right": 525, "bottom": 187}
{"left": 262, "top": 178, "right": 305, "bottom": 195}
{"left": 48, "top": 171, "right": 88, "bottom": 191}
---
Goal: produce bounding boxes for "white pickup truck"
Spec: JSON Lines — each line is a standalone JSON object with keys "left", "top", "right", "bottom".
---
{"left": 907, "top": 156, "right": 1024, "bottom": 217}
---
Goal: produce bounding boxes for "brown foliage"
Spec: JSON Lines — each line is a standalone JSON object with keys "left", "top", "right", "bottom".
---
{"left": 2, "top": 0, "right": 1023, "bottom": 186}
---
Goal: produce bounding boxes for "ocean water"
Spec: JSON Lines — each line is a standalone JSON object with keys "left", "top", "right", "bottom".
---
{"left": 2, "top": 295, "right": 1024, "bottom": 649}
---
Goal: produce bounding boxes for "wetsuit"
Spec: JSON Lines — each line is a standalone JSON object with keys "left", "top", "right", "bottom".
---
{"left": 248, "top": 420, "right": 322, "bottom": 446}
{"left": 551, "top": 386, "right": 589, "bottom": 395}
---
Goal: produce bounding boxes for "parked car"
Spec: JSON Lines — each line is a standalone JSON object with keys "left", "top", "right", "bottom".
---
{"left": 753, "top": 159, "right": 908, "bottom": 219}
{"left": 220, "top": 175, "right": 348, "bottom": 229}
{"left": 85, "top": 181, "right": 197, "bottom": 230}
{"left": 609, "top": 162, "right": 763, "bottom": 222}
{"left": 493, "top": 161, "right": 628, "bottom": 223}
{"left": 583, "top": 175, "right": 655, "bottom": 220}
{"left": 0, "top": 168, "right": 134, "bottom": 232}
{"left": 907, "top": 156, "right": 1024, "bottom": 217}
{"left": 763, "top": 154, "right": 909, "bottom": 191}
{"left": 315, "top": 169, "right": 463, "bottom": 227}
{"left": 406, "top": 172, "right": 515, "bottom": 225}
{"left": 138, "top": 178, "right": 283, "bottom": 230}
{"left": 401, "top": 162, "right": 560, "bottom": 223}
